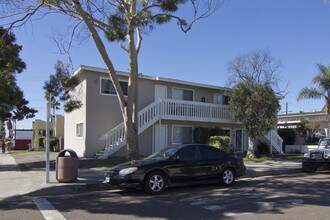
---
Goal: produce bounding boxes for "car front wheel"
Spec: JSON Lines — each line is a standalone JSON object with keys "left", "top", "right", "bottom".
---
{"left": 220, "top": 168, "right": 235, "bottom": 186}
{"left": 144, "top": 171, "right": 166, "bottom": 194}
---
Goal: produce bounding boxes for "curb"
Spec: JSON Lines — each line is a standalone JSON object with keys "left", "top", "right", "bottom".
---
{"left": 245, "top": 168, "right": 303, "bottom": 178}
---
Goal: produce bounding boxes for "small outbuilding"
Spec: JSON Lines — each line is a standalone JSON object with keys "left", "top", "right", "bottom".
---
{"left": 14, "top": 129, "right": 33, "bottom": 150}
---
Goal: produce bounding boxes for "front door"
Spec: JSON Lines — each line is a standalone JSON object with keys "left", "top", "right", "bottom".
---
{"left": 155, "top": 85, "right": 167, "bottom": 100}
{"left": 154, "top": 125, "right": 167, "bottom": 153}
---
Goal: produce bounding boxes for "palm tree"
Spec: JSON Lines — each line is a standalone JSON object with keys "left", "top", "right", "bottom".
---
{"left": 297, "top": 63, "right": 330, "bottom": 135}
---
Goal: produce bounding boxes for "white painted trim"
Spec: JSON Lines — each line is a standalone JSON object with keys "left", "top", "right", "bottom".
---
{"left": 153, "top": 124, "right": 168, "bottom": 153}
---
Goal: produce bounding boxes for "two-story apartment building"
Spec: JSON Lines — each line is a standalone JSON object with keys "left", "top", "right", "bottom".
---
{"left": 65, "top": 65, "right": 282, "bottom": 158}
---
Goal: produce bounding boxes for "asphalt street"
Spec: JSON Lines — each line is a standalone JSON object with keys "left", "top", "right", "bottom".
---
{"left": 1, "top": 172, "right": 330, "bottom": 219}
{"left": 0, "top": 151, "right": 320, "bottom": 220}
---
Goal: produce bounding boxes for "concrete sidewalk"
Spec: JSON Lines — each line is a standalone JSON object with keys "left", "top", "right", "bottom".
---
{"left": 0, "top": 152, "right": 303, "bottom": 201}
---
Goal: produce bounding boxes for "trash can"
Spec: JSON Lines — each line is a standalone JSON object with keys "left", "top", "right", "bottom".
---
{"left": 56, "top": 149, "right": 78, "bottom": 183}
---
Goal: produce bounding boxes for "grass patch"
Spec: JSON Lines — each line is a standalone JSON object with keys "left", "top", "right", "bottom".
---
{"left": 10, "top": 150, "right": 45, "bottom": 156}
{"left": 283, "top": 155, "right": 304, "bottom": 160}
{"left": 243, "top": 157, "right": 270, "bottom": 162}
{"left": 243, "top": 154, "right": 304, "bottom": 162}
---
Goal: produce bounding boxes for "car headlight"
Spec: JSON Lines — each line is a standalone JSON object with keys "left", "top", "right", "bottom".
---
{"left": 119, "top": 167, "right": 139, "bottom": 176}
{"left": 303, "top": 153, "right": 309, "bottom": 158}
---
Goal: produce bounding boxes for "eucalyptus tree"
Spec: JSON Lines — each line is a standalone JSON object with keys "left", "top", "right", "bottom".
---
{"left": 43, "top": 60, "right": 81, "bottom": 114}
{"left": 2, "top": 0, "right": 224, "bottom": 159}
{"left": 228, "top": 49, "right": 281, "bottom": 158}
{"left": 297, "top": 64, "right": 330, "bottom": 134}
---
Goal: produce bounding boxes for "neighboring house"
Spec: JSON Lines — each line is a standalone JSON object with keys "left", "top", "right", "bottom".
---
{"left": 32, "top": 115, "right": 65, "bottom": 150}
{"left": 278, "top": 110, "right": 328, "bottom": 144}
{"left": 65, "top": 65, "right": 283, "bottom": 158}
{"left": 13, "top": 129, "right": 33, "bottom": 150}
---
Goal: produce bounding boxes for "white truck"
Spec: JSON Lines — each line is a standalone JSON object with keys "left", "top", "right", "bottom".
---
{"left": 302, "top": 138, "right": 330, "bottom": 173}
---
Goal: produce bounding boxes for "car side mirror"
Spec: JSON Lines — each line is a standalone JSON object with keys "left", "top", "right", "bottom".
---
{"left": 173, "top": 154, "right": 183, "bottom": 161}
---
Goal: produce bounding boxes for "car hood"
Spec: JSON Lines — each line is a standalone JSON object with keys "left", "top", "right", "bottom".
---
{"left": 310, "top": 149, "right": 326, "bottom": 153}
{"left": 109, "top": 158, "right": 163, "bottom": 171}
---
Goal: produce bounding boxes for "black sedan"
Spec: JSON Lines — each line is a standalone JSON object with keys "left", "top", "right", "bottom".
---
{"left": 104, "top": 144, "right": 246, "bottom": 194}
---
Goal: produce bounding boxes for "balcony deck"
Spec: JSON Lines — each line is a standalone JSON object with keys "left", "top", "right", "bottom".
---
{"left": 158, "top": 99, "right": 239, "bottom": 124}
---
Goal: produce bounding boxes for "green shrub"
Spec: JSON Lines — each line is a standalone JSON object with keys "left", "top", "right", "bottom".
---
{"left": 278, "top": 128, "right": 296, "bottom": 145}
{"left": 194, "top": 127, "right": 210, "bottom": 144}
{"left": 209, "top": 136, "right": 231, "bottom": 154}
{"left": 38, "top": 137, "right": 45, "bottom": 149}
{"left": 50, "top": 138, "right": 59, "bottom": 152}
{"left": 42, "top": 137, "right": 59, "bottom": 152}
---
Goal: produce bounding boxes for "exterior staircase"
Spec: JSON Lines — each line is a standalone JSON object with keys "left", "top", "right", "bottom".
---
{"left": 96, "top": 99, "right": 162, "bottom": 159}
{"left": 259, "top": 130, "right": 284, "bottom": 154}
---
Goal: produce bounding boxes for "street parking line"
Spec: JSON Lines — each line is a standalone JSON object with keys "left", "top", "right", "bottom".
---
{"left": 33, "top": 198, "right": 66, "bottom": 220}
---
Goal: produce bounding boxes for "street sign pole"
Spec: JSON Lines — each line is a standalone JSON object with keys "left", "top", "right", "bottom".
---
{"left": 46, "top": 94, "right": 50, "bottom": 183}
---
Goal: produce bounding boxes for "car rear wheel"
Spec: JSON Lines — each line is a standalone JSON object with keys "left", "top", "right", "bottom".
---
{"left": 220, "top": 168, "right": 235, "bottom": 186}
{"left": 302, "top": 161, "right": 317, "bottom": 173}
{"left": 144, "top": 171, "right": 166, "bottom": 194}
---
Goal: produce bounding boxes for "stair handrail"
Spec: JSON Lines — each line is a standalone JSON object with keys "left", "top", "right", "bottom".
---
{"left": 99, "top": 99, "right": 163, "bottom": 157}
{"left": 137, "top": 98, "right": 162, "bottom": 134}
{"left": 266, "top": 130, "right": 283, "bottom": 154}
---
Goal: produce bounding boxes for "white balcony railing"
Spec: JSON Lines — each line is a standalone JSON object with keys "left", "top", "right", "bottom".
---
{"left": 160, "top": 99, "right": 235, "bottom": 123}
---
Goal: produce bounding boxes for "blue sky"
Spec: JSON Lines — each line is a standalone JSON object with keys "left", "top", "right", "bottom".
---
{"left": 8, "top": 0, "right": 330, "bottom": 129}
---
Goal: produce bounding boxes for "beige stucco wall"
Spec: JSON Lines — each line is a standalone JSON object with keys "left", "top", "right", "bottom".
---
{"left": 84, "top": 71, "right": 127, "bottom": 157}
{"left": 55, "top": 115, "right": 64, "bottom": 138}
{"left": 64, "top": 74, "right": 87, "bottom": 157}
{"left": 65, "top": 67, "right": 245, "bottom": 158}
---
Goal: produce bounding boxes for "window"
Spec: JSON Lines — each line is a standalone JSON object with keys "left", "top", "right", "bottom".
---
{"left": 76, "top": 122, "right": 84, "bottom": 138}
{"left": 100, "top": 78, "right": 128, "bottom": 96}
{"left": 198, "top": 145, "right": 218, "bottom": 160}
{"left": 172, "top": 126, "right": 193, "bottom": 144}
{"left": 173, "top": 88, "right": 193, "bottom": 101}
{"left": 176, "top": 146, "right": 199, "bottom": 161}
{"left": 38, "top": 130, "right": 53, "bottom": 137}
{"left": 214, "top": 93, "right": 229, "bottom": 105}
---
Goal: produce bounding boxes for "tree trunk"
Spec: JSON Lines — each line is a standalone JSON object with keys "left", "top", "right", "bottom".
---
{"left": 327, "top": 102, "right": 330, "bottom": 138}
{"left": 124, "top": 0, "right": 140, "bottom": 160}
{"left": 246, "top": 137, "right": 256, "bottom": 158}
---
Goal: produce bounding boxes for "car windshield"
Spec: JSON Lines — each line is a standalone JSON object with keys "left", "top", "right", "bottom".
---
{"left": 318, "top": 139, "right": 330, "bottom": 149}
{"left": 146, "top": 146, "right": 181, "bottom": 160}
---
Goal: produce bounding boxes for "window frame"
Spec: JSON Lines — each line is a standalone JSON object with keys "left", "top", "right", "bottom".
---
{"left": 172, "top": 87, "right": 194, "bottom": 101}
{"left": 100, "top": 77, "right": 128, "bottom": 96}
{"left": 76, "top": 122, "right": 84, "bottom": 139}
{"left": 214, "top": 93, "right": 230, "bottom": 105}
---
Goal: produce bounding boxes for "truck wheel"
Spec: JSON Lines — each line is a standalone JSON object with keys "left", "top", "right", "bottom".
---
{"left": 302, "top": 161, "right": 317, "bottom": 173}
